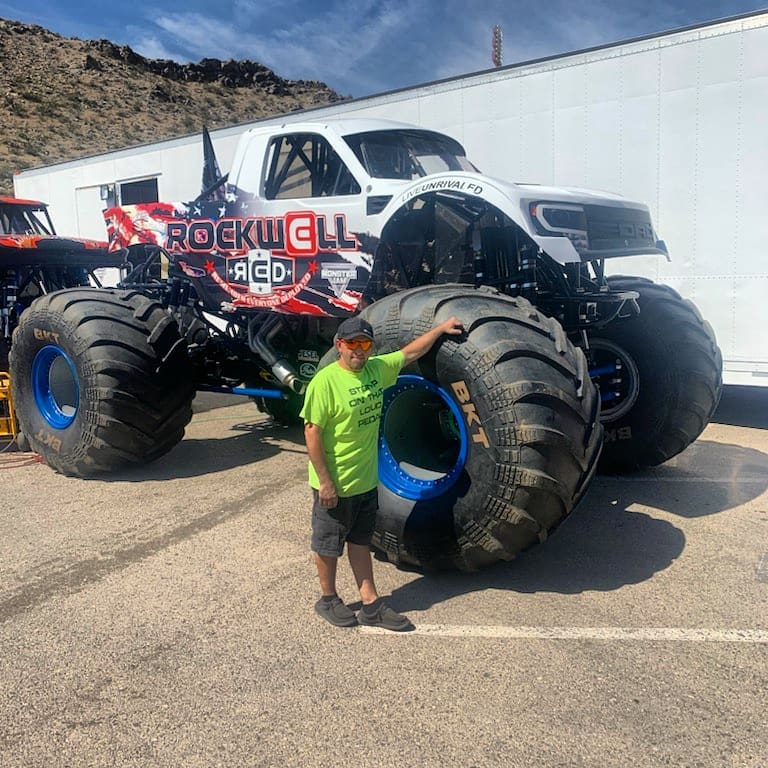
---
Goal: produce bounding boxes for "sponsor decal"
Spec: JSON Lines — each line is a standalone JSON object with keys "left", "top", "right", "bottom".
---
{"left": 299, "top": 362, "right": 318, "bottom": 378}
{"left": 165, "top": 212, "right": 359, "bottom": 256}
{"left": 225, "top": 250, "right": 295, "bottom": 295}
{"left": 402, "top": 178, "right": 484, "bottom": 203}
{"left": 205, "top": 258, "right": 317, "bottom": 308}
{"left": 321, "top": 262, "right": 358, "bottom": 298}
{"left": 297, "top": 349, "right": 320, "bottom": 363}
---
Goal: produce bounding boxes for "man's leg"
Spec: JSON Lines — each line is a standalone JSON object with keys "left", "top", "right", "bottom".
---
{"left": 346, "top": 492, "right": 412, "bottom": 632}
{"left": 349, "top": 543, "right": 412, "bottom": 631}
{"left": 313, "top": 551, "right": 356, "bottom": 627}
{"left": 314, "top": 552, "right": 339, "bottom": 597}
{"left": 347, "top": 542, "right": 379, "bottom": 604}
{"left": 311, "top": 493, "right": 357, "bottom": 627}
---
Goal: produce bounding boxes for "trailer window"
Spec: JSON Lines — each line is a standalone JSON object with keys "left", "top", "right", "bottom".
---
{"left": 119, "top": 178, "right": 159, "bottom": 205}
{"left": 344, "top": 130, "right": 477, "bottom": 179}
{"left": 264, "top": 133, "right": 361, "bottom": 199}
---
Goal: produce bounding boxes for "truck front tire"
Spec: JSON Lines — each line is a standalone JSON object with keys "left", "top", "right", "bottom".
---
{"left": 9, "top": 288, "right": 194, "bottom": 476}
{"left": 361, "top": 285, "right": 603, "bottom": 571}
{"left": 589, "top": 275, "right": 722, "bottom": 473}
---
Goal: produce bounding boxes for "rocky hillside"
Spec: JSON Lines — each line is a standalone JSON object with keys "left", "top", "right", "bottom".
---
{"left": 0, "top": 18, "right": 345, "bottom": 196}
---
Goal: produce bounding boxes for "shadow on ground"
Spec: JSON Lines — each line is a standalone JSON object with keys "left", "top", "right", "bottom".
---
{"left": 385, "top": 501, "right": 683, "bottom": 609}
{"left": 383, "top": 437, "right": 768, "bottom": 607}
{"left": 598, "top": 438, "right": 768, "bottom": 518}
{"left": 106, "top": 419, "right": 305, "bottom": 482}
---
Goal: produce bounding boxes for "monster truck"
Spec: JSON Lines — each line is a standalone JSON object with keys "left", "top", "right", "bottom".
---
{"left": 8, "top": 119, "right": 722, "bottom": 570}
{"left": 1, "top": 196, "right": 124, "bottom": 370}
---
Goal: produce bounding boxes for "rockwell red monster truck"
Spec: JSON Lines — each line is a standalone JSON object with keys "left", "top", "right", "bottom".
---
{"left": 9, "top": 119, "right": 722, "bottom": 570}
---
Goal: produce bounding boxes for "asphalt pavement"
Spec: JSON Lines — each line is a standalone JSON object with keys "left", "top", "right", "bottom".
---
{"left": 1, "top": 386, "right": 766, "bottom": 767}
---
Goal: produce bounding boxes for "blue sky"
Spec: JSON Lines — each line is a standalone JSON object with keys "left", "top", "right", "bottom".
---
{"left": 1, "top": 1, "right": 765, "bottom": 97}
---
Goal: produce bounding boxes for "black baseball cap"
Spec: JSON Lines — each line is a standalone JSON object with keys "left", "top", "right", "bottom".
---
{"left": 335, "top": 316, "right": 375, "bottom": 341}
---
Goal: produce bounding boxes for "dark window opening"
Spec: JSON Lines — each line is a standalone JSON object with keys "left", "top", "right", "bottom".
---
{"left": 120, "top": 178, "right": 159, "bottom": 205}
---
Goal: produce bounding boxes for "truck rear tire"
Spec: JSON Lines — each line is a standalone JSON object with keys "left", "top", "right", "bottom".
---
{"left": 360, "top": 284, "right": 602, "bottom": 571}
{"left": 589, "top": 275, "right": 722, "bottom": 473}
{"left": 9, "top": 288, "right": 194, "bottom": 476}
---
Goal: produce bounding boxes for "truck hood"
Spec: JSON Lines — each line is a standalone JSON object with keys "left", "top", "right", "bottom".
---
{"left": 0, "top": 234, "right": 122, "bottom": 268}
{"left": 385, "top": 172, "right": 665, "bottom": 264}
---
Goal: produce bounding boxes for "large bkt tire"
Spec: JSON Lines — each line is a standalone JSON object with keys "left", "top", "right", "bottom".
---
{"left": 9, "top": 288, "right": 194, "bottom": 476}
{"left": 359, "top": 284, "right": 602, "bottom": 571}
{"left": 589, "top": 275, "right": 722, "bottom": 473}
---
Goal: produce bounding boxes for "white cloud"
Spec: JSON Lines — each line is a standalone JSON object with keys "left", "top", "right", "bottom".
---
{"left": 122, "top": 0, "right": 768, "bottom": 97}
{"left": 129, "top": 31, "right": 186, "bottom": 63}
{"left": 135, "top": 1, "right": 422, "bottom": 95}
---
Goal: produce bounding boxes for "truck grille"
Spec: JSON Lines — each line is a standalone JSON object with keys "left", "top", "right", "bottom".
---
{"left": 584, "top": 205, "right": 656, "bottom": 251}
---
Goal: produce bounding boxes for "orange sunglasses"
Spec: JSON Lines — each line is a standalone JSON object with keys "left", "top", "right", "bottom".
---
{"left": 340, "top": 338, "right": 373, "bottom": 351}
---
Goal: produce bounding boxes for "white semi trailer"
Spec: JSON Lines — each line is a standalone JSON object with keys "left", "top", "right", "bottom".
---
{"left": 13, "top": 10, "right": 768, "bottom": 386}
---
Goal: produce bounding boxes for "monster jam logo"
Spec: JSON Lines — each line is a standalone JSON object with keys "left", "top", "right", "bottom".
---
{"left": 165, "top": 212, "right": 359, "bottom": 257}
{"left": 321, "top": 263, "right": 358, "bottom": 298}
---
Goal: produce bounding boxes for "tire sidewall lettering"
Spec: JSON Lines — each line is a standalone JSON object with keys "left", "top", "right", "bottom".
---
{"left": 603, "top": 426, "right": 633, "bottom": 442}
{"left": 34, "top": 429, "right": 63, "bottom": 452}
{"left": 449, "top": 379, "right": 490, "bottom": 449}
{"left": 32, "top": 327, "right": 61, "bottom": 345}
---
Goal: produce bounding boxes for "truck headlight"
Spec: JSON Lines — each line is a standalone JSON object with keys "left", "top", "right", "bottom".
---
{"left": 529, "top": 202, "right": 589, "bottom": 252}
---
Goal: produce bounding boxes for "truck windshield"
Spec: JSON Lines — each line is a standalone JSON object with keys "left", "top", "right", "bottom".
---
{"left": 344, "top": 130, "right": 477, "bottom": 180}
{"left": 0, "top": 203, "right": 53, "bottom": 235}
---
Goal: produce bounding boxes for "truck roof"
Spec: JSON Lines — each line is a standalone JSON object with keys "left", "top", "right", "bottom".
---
{"left": 240, "top": 117, "right": 428, "bottom": 139}
{"left": 0, "top": 196, "right": 47, "bottom": 207}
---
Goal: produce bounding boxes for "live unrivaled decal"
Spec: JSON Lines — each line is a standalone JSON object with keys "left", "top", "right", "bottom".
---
{"left": 104, "top": 203, "right": 373, "bottom": 317}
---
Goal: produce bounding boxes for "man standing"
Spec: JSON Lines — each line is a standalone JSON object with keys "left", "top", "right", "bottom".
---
{"left": 301, "top": 314, "right": 463, "bottom": 631}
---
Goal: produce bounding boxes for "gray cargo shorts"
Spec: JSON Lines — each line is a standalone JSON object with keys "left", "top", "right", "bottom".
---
{"left": 311, "top": 488, "right": 378, "bottom": 557}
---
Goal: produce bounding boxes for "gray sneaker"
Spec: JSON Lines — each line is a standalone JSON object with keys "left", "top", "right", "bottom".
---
{"left": 314, "top": 596, "right": 358, "bottom": 627}
{"left": 358, "top": 601, "right": 413, "bottom": 632}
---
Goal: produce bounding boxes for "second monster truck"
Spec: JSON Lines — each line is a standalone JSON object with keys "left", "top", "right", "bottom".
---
{"left": 9, "top": 119, "right": 722, "bottom": 570}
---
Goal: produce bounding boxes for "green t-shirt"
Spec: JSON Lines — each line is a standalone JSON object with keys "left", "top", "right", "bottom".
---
{"left": 300, "top": 350, "right": 405, "bottom": 496}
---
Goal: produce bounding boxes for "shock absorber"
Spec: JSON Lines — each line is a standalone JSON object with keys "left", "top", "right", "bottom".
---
{"left": 471, "top": 228, "right": 486, "bottom": 283}
{"left": 519, "top": 251, "right": 537, "bottom": 302}
{"left": 1, "top": 271, "right": 18, "bottom": 341}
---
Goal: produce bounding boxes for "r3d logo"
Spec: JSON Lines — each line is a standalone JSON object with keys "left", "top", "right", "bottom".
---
{"left": 227, "top": 250, "right": 294, "bottom": 295}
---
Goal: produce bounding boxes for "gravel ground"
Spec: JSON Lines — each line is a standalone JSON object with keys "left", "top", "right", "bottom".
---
{"left": 1, "top": 388, "right": 766, "bottom": 767}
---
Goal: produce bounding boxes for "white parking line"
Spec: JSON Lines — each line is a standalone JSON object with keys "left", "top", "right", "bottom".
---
{"left": 757, "top": 553, "right": 768, "bottom": 583}
{"left": 361, "top": 625, "right": 768, "bottom": 642}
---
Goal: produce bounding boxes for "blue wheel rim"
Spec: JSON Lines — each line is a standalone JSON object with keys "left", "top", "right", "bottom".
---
{"left": 588, "top": 338, "right": 640, "bottom": 422}
{"left": 32, "top": 345, "right": 80, "bottom": 429}
{"left": 378, "top": 374, "right": 469, "bottom": 501}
